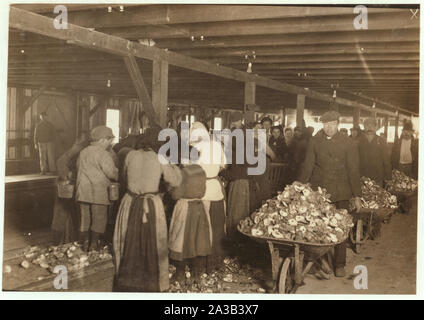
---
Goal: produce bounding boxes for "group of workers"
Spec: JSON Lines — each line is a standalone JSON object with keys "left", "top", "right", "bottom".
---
{"left": 48, "top": 108, "right": 418, "bottom": 291}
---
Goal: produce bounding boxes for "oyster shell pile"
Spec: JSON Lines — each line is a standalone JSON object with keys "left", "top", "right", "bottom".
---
{"left": 239, "top": 182, "right": 353, "bottom": 244}
{"left": 356, "top": 177, "right": 398, "bottom": 210}
{"left": 386, "top": 169, "right": 418, "bottom": 193}
{"left": 19, "top": 242, "right": 112, "bottom": 274}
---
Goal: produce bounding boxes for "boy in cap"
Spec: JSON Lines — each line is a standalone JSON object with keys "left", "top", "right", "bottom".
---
{"left": 299, "top": 111, "right": 362, "bottom": 277}
{"left": 76, "top": 125, "right": 118, "bottom": 251}
{"left": 357, "top": 118, "right": 391, "bottom": 186}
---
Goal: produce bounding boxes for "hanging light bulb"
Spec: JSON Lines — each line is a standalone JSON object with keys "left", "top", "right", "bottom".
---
{"left": 333, "top": 90, "right": 337, "bottom": 98}
{"left": 119, "top": 6, "right": 124, "bottom": 12}
{"left": 200, "top": 35, "right": 204, "bottom": 41}
{"left": 107, "top": 6, "right": 112, "bottom": 13}
{"left": 247, "top": 62, "right": 252, "bottom": 73}
{"left": 372, "top": 102, "right": 376, "bottom": 108}
{"left": 190, "top": 36, "right": 195, "bottom": 41}
{"left": 20, "top": 49, "right": 25, "bottom": 54}
{"left": 107, "top": 79, "right": 111, "bottom": 88}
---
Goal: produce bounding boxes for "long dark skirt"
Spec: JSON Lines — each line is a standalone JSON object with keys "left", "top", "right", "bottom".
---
{"left": 114, "top": 194, "right": 168, "bottom": 292}
{"left": 227, "top": 179, "right": 258, "bottom": 234}
{"left": 209, "top": 200, "right": 226, "bottom": 257}
{"left": 169, "top": 200, "right": 212, "bottom": 261}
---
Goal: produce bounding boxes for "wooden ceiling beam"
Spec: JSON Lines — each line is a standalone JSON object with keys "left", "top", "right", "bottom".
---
{"left": 174, "top": 42, "right": 419, "bottom": 58}
{"left": 101, "top": 11, "right": 417, "bottom": 40}
{"left": 270, "top": 75, "right": 419, "bottom": 80}
{"left": 29, "top": 5, "right": 408, "bottom": 28}
{"left": 241, "top": 61, "right": 419, "bottom": 70}
{"left": 207, "top": 53, "right": 419, "bottom": 64}
{"left": 258, "top": 68, "right": 419, "bottom": 75}
{"left": 9, "top": 7, "right": 412, "bottom": 117}
{"left": 155, "top": 29, "right": 419, "bottom": 50}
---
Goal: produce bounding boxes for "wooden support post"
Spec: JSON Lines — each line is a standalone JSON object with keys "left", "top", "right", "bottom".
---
{"left": 330, "top": 100, "right": 339, "bottom": 112}
{"left": 123, "top": 55, "right": 159, "bottom": 127}
{"left": 244, "top": 81, "right": 256, "bottom": 124}
{"left": 75, "top": 92, "right": 81, "bottom": 139}
{"left": 280, "top": 108, "right": 287, "bottom": 127}
{"left": 296, "top": 94, "right": 305, "bottom": 128}
{"left": 394, "top": 116, "right": 399, "bottom": 142}
{"left": 152, "top": 59, "right": 169, "bottom": 128}
{"left": 383, "top": 116, "right": 389, "bottom": 141}
{"left": 353, "top": 108, "right": 360, "bottom": 127}
{"left": 16, "top": 88, "right": 24, "bottom": 160}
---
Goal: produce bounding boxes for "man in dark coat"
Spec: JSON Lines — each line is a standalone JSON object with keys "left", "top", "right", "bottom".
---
{"left": 299, "top": 111, "right": 362, "bottom": 277}
{"left": 289, "top": 126, "right": 309, "bottom": 182}
{"left": 269, "top": 125, "right": 287, "bottom": 162}
{"left": 34, "top": 112, "right": 57, "bottom": 174}
{"left": 391, "top": 121, "right": 418, "bottom": 179}
{"left": 358, "top": 118, "right": 392, "bottom": 186}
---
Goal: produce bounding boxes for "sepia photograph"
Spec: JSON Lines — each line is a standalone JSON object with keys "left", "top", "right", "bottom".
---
{"left": 1, "top": 1, "right": 421, "bottom": 297}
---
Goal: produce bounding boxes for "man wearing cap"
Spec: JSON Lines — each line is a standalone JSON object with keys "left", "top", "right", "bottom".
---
{"left": 76, "top": 125, "right": 118, "bottom": 252}
{"left": 391, "top": 120, "right": 418, "bottom": 179}
{"left": 229, "top": 111, "right": 244, "bottom": 130}
{"left": 299, "top": 111, "right": 362, "bottom": 277}
{"left": 260, "top": 116, "right": 273, "bottom": 143}
{"left": 34, "top": 112, "right": 57, "bottom": 174}
{"left": 339, "top": 128, "right": 349, "bottom": 137}
{"left": 350, "top": 126, "right": 362, "bottom": 141}
{"left": 357, "top": 118, "right": 391, "bottom": 187}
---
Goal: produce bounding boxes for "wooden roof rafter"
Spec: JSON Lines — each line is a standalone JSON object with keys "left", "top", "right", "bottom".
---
{"left": 9, "top": 6, "right": 415, "bottom": 120}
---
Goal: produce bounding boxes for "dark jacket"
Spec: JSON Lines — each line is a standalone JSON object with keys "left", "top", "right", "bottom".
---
{"left": 391, "top": 137, "right": 418, "bottom": 179}
{"left": 56, "top": 140, "right": 89, "bottom": 181}
{"left": 288, "top": 135, "right": 309, "bottom": 179}
{"left": 269, "top": 136, "right": 287, "bottom": 162}
{"left": 298, "top": 131, "right": 361, "bottom": 203}
{"left": 34, "top": 120, "right": 56, "bottom": 144}
{"left": 357, "top": 134, "right": 391, "bottom": 186}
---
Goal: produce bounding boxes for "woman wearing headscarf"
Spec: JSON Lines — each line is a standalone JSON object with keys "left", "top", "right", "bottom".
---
{"left": 168, "top": 121, "right": 227, "bottom": 282}
{"left": 190, "top": 122, "right": 227, "bottom": 272}
{"left": 113, "top": 126, "right": 182, "bottom": 292}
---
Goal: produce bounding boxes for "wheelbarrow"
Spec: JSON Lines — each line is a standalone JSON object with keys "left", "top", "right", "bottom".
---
{"left": 238, "top": 226, "right": 348, "bottom": 293}
{"left": 349, "top": 207, "right": 396, "bottom": 254}
{"left": 387, "top": 188, "right": 417, "bottom": 214}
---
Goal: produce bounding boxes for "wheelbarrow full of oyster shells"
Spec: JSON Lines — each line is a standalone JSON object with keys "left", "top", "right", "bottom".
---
{"left": 238, "top": 225, "right": 348, "bottom": 294}
{"left": 349, "top": 203, "right": 397, "bottom": 254}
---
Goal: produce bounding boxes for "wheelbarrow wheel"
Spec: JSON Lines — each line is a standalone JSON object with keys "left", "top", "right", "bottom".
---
{"left": 355, "top": 219, "right": 363, "bottom": 254}
{"left": 278, "top": 257, "right": 293, "bottom": 293}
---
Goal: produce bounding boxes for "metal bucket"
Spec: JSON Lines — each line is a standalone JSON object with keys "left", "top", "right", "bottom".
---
{"left": 57, "top": 182, "right": 75, "bottom": 199}
{"left": 108, "top": 183, "right": 120, "bottom": 201}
